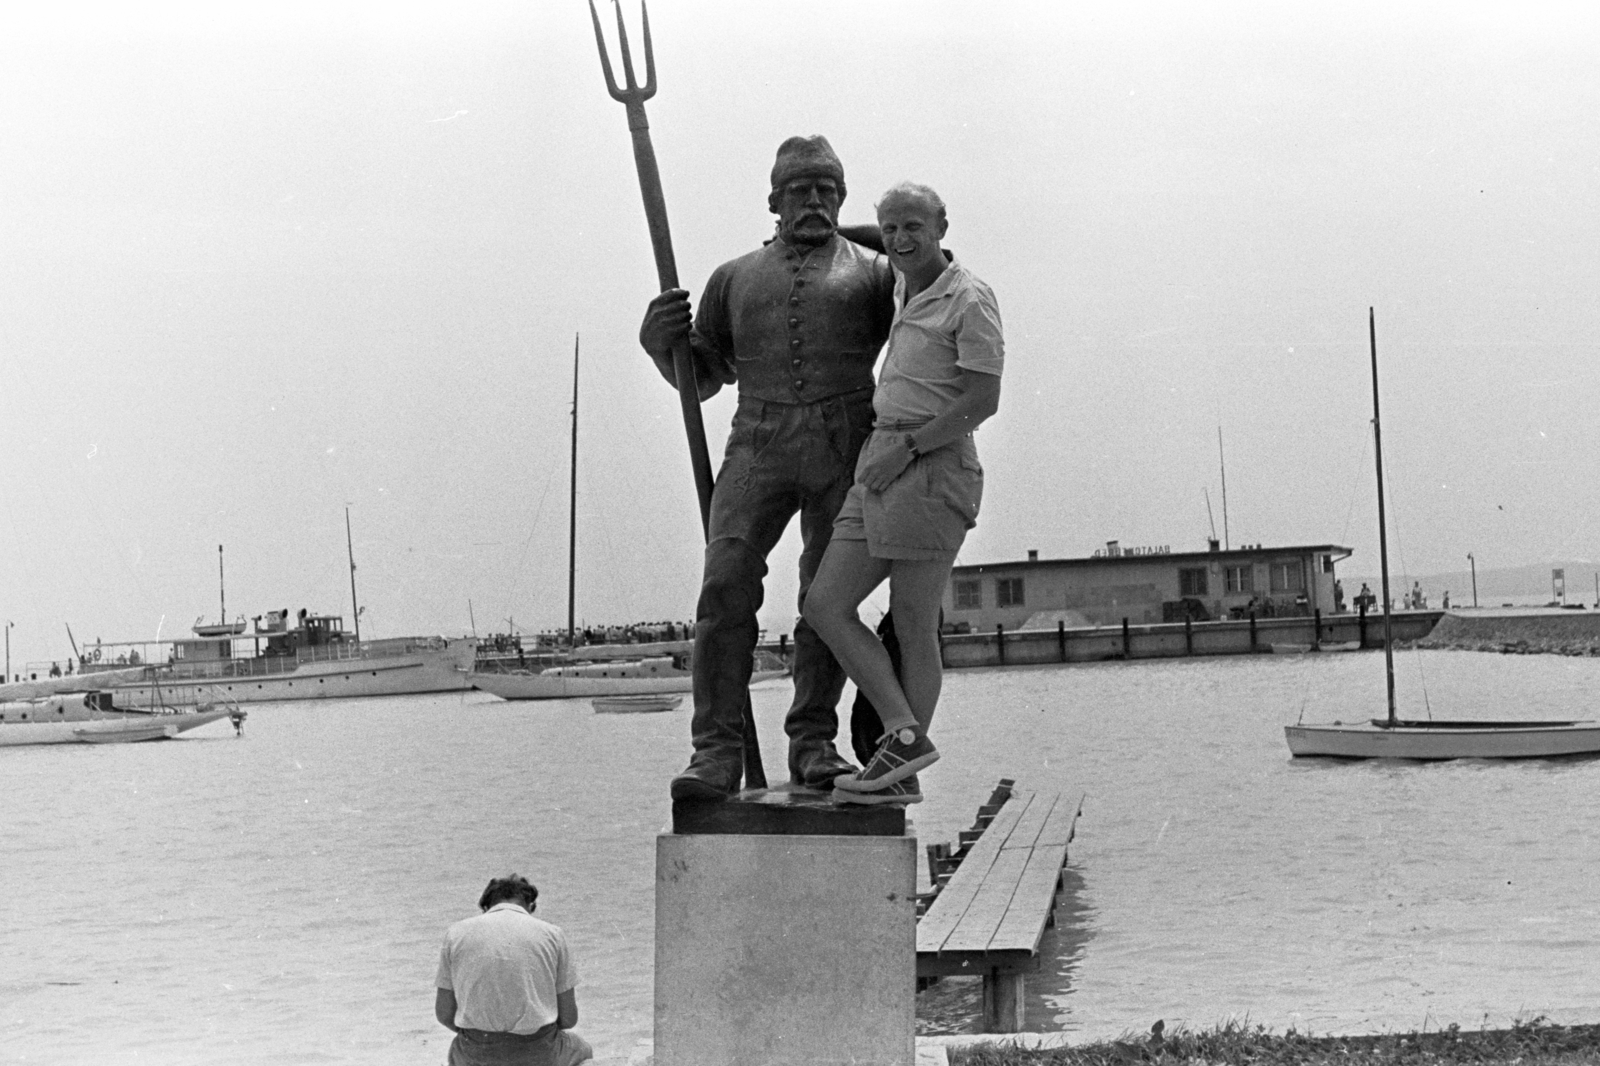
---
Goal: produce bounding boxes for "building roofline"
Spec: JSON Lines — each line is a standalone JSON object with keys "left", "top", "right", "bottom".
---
{"left": 952, "top": 544, "right": 1354, "bottom": 575}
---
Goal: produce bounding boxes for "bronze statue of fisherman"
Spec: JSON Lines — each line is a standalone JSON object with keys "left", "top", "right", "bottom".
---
{"left": 639, "top": 136, "right": 894, "bottom": 800}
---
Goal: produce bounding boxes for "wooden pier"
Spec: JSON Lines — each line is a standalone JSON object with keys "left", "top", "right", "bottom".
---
{"left": 916, "top": 780, "right": 1083, "bottom": 1033}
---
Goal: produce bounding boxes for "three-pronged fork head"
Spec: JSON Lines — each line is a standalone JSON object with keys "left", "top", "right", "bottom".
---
{"left": 589, "top": 0, "right": 656, "bottom": 103}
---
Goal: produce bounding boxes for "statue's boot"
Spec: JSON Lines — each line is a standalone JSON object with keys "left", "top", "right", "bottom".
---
{"left": 788, "top": 739, "right": 857, "bottom": 790}
{"left": 670, "top": 749, "right": 743, "bottom": 802}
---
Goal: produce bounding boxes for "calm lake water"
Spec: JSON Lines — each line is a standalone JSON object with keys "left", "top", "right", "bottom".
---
{"left": 4, "top": 649, "right": 1599, "bottom": 1065}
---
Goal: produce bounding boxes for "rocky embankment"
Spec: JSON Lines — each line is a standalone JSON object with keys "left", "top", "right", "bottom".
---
{"left": 1416, "top": 609, "right": 1600, "bottom": 656}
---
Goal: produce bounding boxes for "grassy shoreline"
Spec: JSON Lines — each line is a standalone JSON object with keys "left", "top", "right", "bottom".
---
{"left": 948, "top": 1018, "right": 1600, "bottom": 1065}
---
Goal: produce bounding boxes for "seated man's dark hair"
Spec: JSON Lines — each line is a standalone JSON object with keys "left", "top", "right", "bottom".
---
{"left": 479, "top": 874, "right": 539, "bottom": 912}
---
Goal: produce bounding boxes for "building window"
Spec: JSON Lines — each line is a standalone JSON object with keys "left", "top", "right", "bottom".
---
{"left": 953, "top": 579, "right": 982, "bottom": 610}
{"left": 996, "top": 577, "right": 1025, "bottom": 608}
{"left": 1179, "top": 568, "right": 1208, "bottom": 596}
{"left": 1270, "top": 561, "right": 1305, "bottom": 592}
{"left": 1225, "top": 566, "right": 1253, "bottom": 594}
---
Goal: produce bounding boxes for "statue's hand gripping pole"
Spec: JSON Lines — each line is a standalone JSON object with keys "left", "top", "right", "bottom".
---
{"left": 590, "top": 0, "right": 765, "bottom": 789}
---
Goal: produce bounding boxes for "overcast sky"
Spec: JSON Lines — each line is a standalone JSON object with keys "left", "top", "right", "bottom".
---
{"left": 2, "top": 0, "right": 1597, "bottom": 665}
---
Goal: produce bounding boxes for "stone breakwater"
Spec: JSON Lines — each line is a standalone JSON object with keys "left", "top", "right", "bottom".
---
{"left": 1416, "top": 609, "right": 1600, "bottom": 656}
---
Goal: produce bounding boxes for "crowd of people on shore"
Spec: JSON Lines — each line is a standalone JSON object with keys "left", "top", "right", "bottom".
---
{"left": 479, "top": 622, "right": 699, "bottom": 657}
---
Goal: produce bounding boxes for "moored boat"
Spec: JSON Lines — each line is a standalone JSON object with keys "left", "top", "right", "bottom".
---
{"left": 0, "top": 688, "right": 245, "bottom": 747}
{"left": 76, "top": 609, "right": 475, "bottom": 708}
{"left": 471, "top": 648, "right": 787, "bottom": 701}
{"left": 1285, "top": 311, "right": 1600, "bottom": 761}
{"left": 591, "top": 694, "right": 684, "bottom": 714}
{"left": 1285, "top": 718, "right": 1600, "bottom": 760}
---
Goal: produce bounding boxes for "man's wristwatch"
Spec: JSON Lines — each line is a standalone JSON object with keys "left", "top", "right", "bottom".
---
{"left": 903, "top": 433, "right": 921, "bottom": 459}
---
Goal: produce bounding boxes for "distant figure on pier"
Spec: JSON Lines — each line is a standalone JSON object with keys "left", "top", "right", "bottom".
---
{"left": 435, "top": 873, "right": 592, "bottom": 1066}
{"left": 1442, "top": 590, "right": 1450, "bottom": 609}
{"left": 1355, "top": 583, "right": 1375, "bottom": 613}
{"left": 1333, "top": 579, "right": 1346, "bottom": 613}
{"left": 807, "top": 182, "right": 1004, "bottom": 807}
{"left": 49, "top": 663, "right": 61, "bottom": 678}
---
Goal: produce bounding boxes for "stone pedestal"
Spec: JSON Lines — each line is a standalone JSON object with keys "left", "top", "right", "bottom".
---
{"left": 654, "top": 788, "right": 917, "bottom": 1066}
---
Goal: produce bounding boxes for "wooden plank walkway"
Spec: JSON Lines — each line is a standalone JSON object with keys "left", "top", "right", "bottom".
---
{"left": 916, "top": 782, "right": 1083, "bottom": 1032}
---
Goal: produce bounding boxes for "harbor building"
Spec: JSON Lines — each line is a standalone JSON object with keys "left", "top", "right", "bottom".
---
{"left": 943, "top": 540, "right": 1353, "bottom": 632}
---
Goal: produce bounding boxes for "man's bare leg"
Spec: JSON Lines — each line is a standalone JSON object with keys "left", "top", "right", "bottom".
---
{"left": 803, "top": 538, "right": 916, "bottom": 732}
{"left": 885, "top": 556, "right": 956, "bottom": 733}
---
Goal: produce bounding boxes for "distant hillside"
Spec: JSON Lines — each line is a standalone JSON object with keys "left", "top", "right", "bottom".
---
{"left": 1342, "top": 559, "right": 1600, "bottom": 608}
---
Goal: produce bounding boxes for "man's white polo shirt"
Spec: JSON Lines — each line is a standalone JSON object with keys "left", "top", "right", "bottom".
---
{"left": 437, "top": 902, "right": 578, "bottom": 1035}
{"left": 873, "top": 255, "right": 1004, "bottom": 425}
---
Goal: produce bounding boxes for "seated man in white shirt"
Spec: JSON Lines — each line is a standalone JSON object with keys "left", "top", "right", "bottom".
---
{"left": 435, "top": 874, "right": 593, "bottom": 1066}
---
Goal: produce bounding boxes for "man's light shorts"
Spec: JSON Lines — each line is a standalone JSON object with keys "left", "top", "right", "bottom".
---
{"left": 832, "top": 429, "right": 983, "bottom": 561}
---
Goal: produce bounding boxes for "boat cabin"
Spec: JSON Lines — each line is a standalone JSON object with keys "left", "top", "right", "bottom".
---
{"left": 254, "top": 610, "right": 353, "bottom": 656}
{"left": 84, "top": 609, "right": 357, "bottom": 671}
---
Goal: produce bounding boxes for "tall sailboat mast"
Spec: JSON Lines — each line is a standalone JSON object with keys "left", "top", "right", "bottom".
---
{"left": 567, "top": 333, "right": 579, "bottom": 651}
{"left": 345, "top": 507, "right": 362, "bottom": 643}
{"left": 1368, "top": 309, "right": 1396, "bottom": 725}
{"left": 218, "top": 544, "right": 226, "bottom": 624}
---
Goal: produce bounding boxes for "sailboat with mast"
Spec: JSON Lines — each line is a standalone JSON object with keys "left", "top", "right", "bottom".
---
{"left": 469, "top": 335, "right": 783, "bottom": 702}
{"left": 1285, "top": 311, "right": 1600, "bottom": 759}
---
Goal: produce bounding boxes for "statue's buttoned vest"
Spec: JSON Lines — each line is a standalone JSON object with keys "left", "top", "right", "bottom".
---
{"left": 696, "top": 235, "right": 893, "bottom": 404}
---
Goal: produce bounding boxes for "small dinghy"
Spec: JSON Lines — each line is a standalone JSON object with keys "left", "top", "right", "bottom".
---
{"left": 591, "top": 694, "right": 685, "bottom": 714}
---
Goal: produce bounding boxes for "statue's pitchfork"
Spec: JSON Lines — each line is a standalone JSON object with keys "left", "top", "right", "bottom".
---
{"left": 590, "top": 0, "right": 766, "bottom": 790}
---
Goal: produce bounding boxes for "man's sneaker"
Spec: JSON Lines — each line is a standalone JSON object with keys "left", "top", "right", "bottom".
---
{"left": 834, "top": 773, "right": 922, "bottom": 805}
{"left": 833, "top": 728, "right": 938, "bottom": 792}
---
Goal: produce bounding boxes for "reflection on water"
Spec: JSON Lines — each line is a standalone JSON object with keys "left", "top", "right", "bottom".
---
{"left": 1033, "top": 868, "right": 1094, "bottom": 1032}
{"left": 2, "top": 651, "right": 1599, "bottom": 1064}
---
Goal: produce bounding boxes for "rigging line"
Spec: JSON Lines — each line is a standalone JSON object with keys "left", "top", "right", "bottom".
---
{"left": 1379, "top": 449, "right": 1435, "bottom": 719}
{"left": 1382, "top": 458, "right": 1410, "bottom": 590}
{"left": 596, "top": 371, "right": 679, "bottom": 627}
{"left": 590, "top": 471, "right": 632, "bottom": 625}
{"left": 498, "top": 452, "right": 562, "bottom": 626}
{"left": 1337, "top": 428, "right": 1371, "bottom": 547}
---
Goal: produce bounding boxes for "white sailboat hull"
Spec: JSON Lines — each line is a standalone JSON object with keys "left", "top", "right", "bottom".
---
{"left": 1285, "top": 722, "right": 1600, "bottom": 760}
{"left": 472, "top": 668, "right": 786, "bottom": 701}
{"left": 0, "top": 708, "right": 236, "bottom": 747}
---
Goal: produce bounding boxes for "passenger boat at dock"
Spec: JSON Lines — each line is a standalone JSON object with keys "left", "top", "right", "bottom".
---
{"left": 75, "top": 610, "right": 475, "bottom": 708}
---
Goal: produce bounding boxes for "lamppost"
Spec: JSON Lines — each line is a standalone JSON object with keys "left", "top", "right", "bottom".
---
{"left": 1467, "top": 554, "right": 1478, "bottom": 608}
